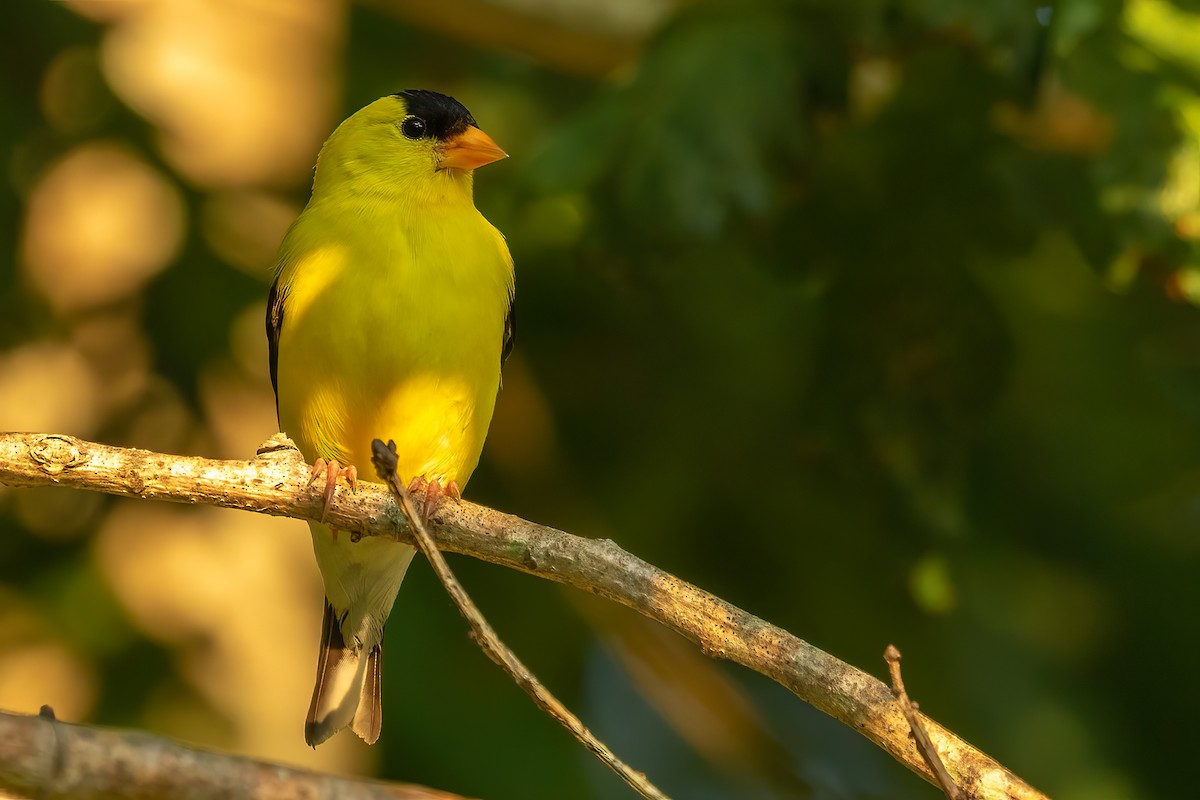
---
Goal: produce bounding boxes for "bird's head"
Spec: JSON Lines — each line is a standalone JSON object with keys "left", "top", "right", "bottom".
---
{"left": 312, "top": 89, "right": 507, "bottom": 202}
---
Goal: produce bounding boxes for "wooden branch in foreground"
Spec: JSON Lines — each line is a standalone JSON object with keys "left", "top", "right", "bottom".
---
{"left": 0, "top": 432, "right": 1049, "bottom": 800}
{"left": 0, "top": 707, "right": 467, "bottom": 800}
{"left": 371, "top": 439, "right": 667, "bottom": 800}
{"left": 886, "top": 646, "right": 964, "bottom": 800}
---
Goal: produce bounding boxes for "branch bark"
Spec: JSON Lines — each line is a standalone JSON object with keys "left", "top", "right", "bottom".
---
{"left": 371, "top": 439, "right": 667, "bottom": 799}
{"left": 0, "top": 432, "right": 1048, "bottom": 800}
{"left": 0, "top": 707, "right": 467, "bottom": 800}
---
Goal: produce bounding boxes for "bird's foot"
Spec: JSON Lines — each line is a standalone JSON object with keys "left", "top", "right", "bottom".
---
{"left": 309, "top": 458, "right": 358, "bottom": 522}
{"left": 406, "top": 476, "right": 461, "bottom": 526}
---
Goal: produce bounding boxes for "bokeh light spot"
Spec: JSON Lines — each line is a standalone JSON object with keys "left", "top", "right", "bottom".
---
{"left": 0, "top": 637, "right": 96, "bottom": 720}
{"left": 40, "top": 46, "right": 116, "bottom": 135}
{"left": 202, "top": 191, "right": 299, "bottom": 277}
{"left": 21, "top": 142, "right": 184, "bottom": 313}
{"left": 0, "top": 342, "right": 101, "bottom": 435}
{"left": 908, "top": 552, "right": 958, "bottom": 615}
{"left": 98, "top": 0, "right": 341, "bottom": 188}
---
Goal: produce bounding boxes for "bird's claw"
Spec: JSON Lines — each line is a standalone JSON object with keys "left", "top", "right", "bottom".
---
{"left": 406, "top": 476, "right": 461, "bottom": 526}
{"left": 309, "top": 458, "right": 358, "bottom": 522}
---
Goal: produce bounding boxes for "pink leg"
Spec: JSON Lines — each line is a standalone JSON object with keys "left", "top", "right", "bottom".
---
{"left": 309, "top": 458, "right": 358, "bottom": 523}
{"left": 406, "top": 476, "right": 461, "bottom": 524}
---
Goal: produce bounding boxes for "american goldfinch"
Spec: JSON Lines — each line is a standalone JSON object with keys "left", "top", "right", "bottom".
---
{"left": 266, "top": 90, "right": 514, "bottom": 746}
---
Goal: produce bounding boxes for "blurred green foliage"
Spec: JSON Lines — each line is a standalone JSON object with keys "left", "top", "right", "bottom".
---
{"left": 4, "top": 0, "right": 1200, "bottom": 799}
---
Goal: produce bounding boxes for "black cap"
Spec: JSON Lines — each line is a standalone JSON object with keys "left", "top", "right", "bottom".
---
{"left": 390, "top": 90, "right": 477, "bottom": 141}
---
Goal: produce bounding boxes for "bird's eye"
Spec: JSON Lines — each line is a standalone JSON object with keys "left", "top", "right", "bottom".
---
{"left": 400, "top": 116, "right": 426, "bottom": 139}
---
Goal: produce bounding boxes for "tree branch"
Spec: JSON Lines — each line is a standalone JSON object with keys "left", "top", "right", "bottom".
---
{"left": 0, "top": 707, "right": 468, "bottom": 800}
{"left": 0, "top": 432, "right": 1048, "bottom": 800}
{"left": 370, "top": 439, "right": 667, "bottom": 800}
{"left": 885, "top": 646, "right": 965, "bottom": 800}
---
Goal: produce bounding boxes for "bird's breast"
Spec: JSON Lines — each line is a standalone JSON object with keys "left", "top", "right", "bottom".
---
{"left": 275, "top": 202, "right": 511, "bottom": 486}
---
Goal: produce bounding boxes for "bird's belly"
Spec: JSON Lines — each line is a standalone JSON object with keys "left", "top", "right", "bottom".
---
{"left": 350, "top": 367, "right": 493, "bottom": 485}
{"left": 276, "top": 256, "right": 504, "bottom": 489}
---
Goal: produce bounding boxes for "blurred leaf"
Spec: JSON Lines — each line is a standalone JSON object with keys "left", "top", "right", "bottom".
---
{"left": 531, "top": 4, "right": 807, "bottom": 239}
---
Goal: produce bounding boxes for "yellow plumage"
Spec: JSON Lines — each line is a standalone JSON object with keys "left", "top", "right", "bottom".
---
{"left": 267, "top": 91, "right": 512, "bottom": 746}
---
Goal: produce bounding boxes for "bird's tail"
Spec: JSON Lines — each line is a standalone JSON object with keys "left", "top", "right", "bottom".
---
{"left": 304, "top": 600, "right": 383, "bottom": 746}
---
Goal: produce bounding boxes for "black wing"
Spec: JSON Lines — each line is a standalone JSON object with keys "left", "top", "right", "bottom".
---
{"left": 501, "top": 295, "right": 515, "bottom": 367}
{"left": 266, "top": 275, "right": 287, "bottom": 418}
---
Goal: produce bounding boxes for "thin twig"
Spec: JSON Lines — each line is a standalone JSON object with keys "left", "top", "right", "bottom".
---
{"left": 369, "top": 438, "right": 669, "bottom": 800}
{"left": 0, "top": 433, "right": 1047, "bottom": 800}
{"left": 0, "top": 708, "right": 469, "bottom": 800}
{"left": 885, "top": 645, "right": 965, "bottom": 800}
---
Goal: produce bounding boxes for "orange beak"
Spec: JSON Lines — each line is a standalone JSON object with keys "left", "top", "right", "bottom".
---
{"left": 438, "top": 125, "right": 508, "bottom": 171}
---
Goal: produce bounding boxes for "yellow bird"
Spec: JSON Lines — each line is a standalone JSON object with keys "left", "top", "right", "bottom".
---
{"left": 266, "top": 90, "right": 514, "bottom": 746}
